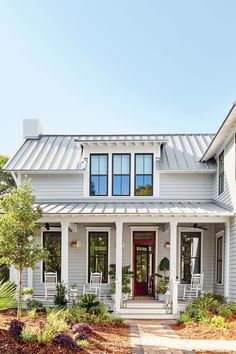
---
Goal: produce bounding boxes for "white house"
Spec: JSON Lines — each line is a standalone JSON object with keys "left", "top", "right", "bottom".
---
{"left": 3, "top": 103, "right": 236, "bottom": 318}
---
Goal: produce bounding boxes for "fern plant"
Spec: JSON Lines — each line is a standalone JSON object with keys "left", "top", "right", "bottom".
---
{"left": 0, "top": 280, "right": 17, "bottom": 311}
{"left": 79, "top": 294, "right": 100, "bottom": 314}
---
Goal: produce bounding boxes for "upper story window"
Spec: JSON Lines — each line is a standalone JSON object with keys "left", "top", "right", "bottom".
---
{"left": 112, "top": 154, "right": 130, "bottom": 196}
{"left": 135, "top": 154, "right": 153, "bottom": 196}
{"left": 218, "top": 151, "right": 224, "bottom": 195}
{"left": 90, "top": 154, "right": 108, "bottom": 196}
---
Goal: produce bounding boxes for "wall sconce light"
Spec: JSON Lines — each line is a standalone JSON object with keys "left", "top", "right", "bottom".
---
{"left": 164, "top": 241, "right": 170, "bottom": 249}
{"left": 71, "top": 240, "right": 81, "bottom": 248}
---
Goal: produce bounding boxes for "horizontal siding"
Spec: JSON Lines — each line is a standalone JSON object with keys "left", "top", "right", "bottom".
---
{"left": 159, "top": 173, "right": 214, "bottom": 200}
{"left": 229, "top": 216, "right": 236, "bottom": 301}
{"left": 28, "top": 174, "right": 83, "bottom": 201}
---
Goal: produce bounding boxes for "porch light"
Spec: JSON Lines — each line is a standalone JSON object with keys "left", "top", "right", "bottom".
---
{"left": 71, "top": 240, "right": 81, "bottom": 248}
{"left": 164, "top": 241, "right": 170, "bottom": 248}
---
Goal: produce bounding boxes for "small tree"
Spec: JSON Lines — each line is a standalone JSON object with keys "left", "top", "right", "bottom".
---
{"left": 0, "top": 155, "right": 15, "bottom": 196}
{"left": 0, "top": 179, "right": 48, "bottom": 318}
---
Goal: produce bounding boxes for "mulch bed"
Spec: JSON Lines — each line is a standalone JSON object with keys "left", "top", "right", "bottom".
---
{"left": 172, "top": 321, "right": 236, "bottom": 340}
{"left": 0, "top": 311, "right": 132, "bottom": 354}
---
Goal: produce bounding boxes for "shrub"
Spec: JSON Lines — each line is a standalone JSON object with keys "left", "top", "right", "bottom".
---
{"left": 54, "top": 333, "right": 81, "bottom": 352}
{"left": 27, "top": 308, "right": 37, "bottom": 318}
{"left": 26, "top": 299, "right": 45, "bottom": 311}
{"left": 21, "top": 324, "right": 38, "bottom": 342}
{"left": 218, "top": 305, "right": 233, "bottom": 319}
{"left": 72, "top": 323, "right": 92, "bottom": 339}
{"left": 54, "top": 282, "right": 68, "bottom": 307}
{"left": 9, "top": 319, "right": 24, "bottom": 342}
{"left": 47, "top": 308, "right": 70, "bottom": 333}
{"left": 179, "top": 313, "right": 193, "bottom": 325}
{"left": 210, "top": 315, "right": 227, "bottom": 328}
{"left": 79, "top": 294, "right": 100, "bottom": 314}
{"left": 69, "top": 306, "right": 87, "bottom": 322}
{"left": 22, "top": 287, "right": 33, "bottom": 295}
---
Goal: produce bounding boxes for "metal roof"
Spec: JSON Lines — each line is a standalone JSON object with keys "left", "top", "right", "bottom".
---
{"left": 4, "top": 133, "right": 216, "bottom": 172}
{"left": 36, "top": 201, "right": 232, "bottom": 216}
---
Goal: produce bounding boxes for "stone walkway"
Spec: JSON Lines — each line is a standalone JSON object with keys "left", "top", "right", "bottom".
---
{"left": 128, "top": 320, "right": 236, "bottom": 353}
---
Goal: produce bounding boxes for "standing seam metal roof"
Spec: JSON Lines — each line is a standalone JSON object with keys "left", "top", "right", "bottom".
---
{"left": 4, "top": 134, "right": 216, "bottom": 172}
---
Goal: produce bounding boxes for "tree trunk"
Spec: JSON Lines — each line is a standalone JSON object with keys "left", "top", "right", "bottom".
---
{"left": 17, "top": 268, "right": 23, "bottom": 319}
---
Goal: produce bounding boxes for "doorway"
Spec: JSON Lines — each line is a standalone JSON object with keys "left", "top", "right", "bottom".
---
{"left": 133, "top": 231, "right": 155, "bottom": 297}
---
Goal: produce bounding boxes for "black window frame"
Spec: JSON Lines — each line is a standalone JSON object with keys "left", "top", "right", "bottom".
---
{"left": 134, "top": 153, "right": 153, "bottom": 196}
{"left": 88, "top": 231, "right": 109, "bottom": 283}
{"left": 112, "top": 153, "right": 131, "bottom": 196}
{"left": 216, "top": 235, "right": 223, "bottom": 285}
{"left": 218, "top": 150, "right": 224, "bottom": 195}
{"left": 90, "top": 154, "right": 108, "bottom": 196}
{"left": 180, "top": 231, "right": 201, "bottom": 284}
{"left": 42, "top": 231, "right": 61, "bottom": 283}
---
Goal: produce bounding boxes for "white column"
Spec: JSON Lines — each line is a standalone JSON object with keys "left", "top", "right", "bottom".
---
{"left": 115, "top": 220, "right": 123, "bottom": 313}
{"left": 61, "top": 221, "right": 69, "bottom": 286}
{"left": 10, "top": 266, "right": 19, "bottom": 286}
{"left": 170, "top": 221, "right": 177, "bottom": 282}
{"left": 27, "top": 268, "right": 33, "bottom": 288}
{"left": 224, "top": 220, "right": 230, "bottom": 299}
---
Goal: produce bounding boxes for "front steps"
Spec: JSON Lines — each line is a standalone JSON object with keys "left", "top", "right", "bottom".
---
{"left": 119, "top": 300, "right": 177, "bottom": 320}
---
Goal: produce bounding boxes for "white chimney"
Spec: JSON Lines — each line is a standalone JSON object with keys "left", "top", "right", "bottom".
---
{"left": 23, "top": 119, "right": 42, "bottom": 139}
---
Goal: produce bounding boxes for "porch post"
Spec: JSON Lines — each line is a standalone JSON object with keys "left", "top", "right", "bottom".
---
{"left": 61, "top": 221, "right": 69, "bottom": 286}
{"left": 27, "top": 268, "right": 33, "bottom": 288}
{"left": 170, "top": 221, "right": 178, "bottom": 314}
{"left": 224, "top": 220, "right": 230, "bottom": 299}
{"left": 115, "top": 220, "right": 123, "bottom": 313}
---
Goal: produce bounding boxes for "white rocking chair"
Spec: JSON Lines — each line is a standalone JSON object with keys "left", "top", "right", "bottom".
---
{"left": 183, "top": 273, "right": 204, "bottom": 301}
{"left": 83, "top": 272, "right": 102, "bottom": 299}
{"left": 44, "top": 272, "right": 57, "bottom": 300}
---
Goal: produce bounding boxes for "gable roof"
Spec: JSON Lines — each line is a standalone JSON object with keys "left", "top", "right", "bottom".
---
{"left": 201, "top": 102, "right": 236, "bottom": 161}
{"left": 4, "top": 133, "right": 216, "bottom": 172}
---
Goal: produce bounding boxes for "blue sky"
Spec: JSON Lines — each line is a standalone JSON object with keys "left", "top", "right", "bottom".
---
{"left": 0, "top": 1, "right": 236, "bottom": 155}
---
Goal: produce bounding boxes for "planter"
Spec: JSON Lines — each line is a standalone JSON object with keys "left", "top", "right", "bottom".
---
{"left": 158, "top": 293, "right": 165, "bottom": 302}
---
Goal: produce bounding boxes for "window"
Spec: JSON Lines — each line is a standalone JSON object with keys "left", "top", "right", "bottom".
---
{"left": 43, "top": 232, "right": 61, "bottom": 282}
{"left": 218, "top": 151, "right": 224, "bottom": 195}
{"left": 216, "top": 235, "right": 223, "bottom": 284}
{"left": 135, "top": 154, "right": 153, "bottom": 196}
{"left": 180, "top": 231, "right": 201, "bottom": 284}
{"left": 112, "top": 154, "right": 130, "bottom": 195}
{"left": 88, "top": 232, "right": 108, "bottom": 283}
{"left": 90, "top": 154, "right": 108, "bottom": 196}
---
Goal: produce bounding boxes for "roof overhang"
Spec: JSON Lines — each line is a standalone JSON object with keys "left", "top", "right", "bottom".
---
{"left": 201, "top": 102, "right": 236, "bottom": 161}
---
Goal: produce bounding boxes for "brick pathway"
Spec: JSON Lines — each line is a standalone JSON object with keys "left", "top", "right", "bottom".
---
{"left": 128, "top": 320, "right": 236, "bottom": 353}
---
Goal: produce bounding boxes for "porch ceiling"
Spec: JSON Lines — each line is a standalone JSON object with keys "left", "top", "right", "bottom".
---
{"left": 35, "top": 201, "right": 233, "bottom": 216}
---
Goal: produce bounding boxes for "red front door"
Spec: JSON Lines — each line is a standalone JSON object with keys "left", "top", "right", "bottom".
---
{"left": 133, "top": 235, "right": 155, "bottom": 296}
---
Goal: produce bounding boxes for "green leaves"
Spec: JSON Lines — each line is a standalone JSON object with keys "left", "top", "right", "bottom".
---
{"left": 0, "top": 155, "right": 16, "bottom": 196}
{"left": 0, "top": 279, "right": 17, "bottom": 311}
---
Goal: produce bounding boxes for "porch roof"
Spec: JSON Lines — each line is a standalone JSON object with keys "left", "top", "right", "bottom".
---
{"left": 36, "top": 201, "right": 233, "bottom": 216}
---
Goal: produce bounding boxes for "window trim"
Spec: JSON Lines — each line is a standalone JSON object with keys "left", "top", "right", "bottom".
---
{"left": 134, "top": 153, "right": 153, "bottom": 196}
{"left": 218, "top": 150, "right": 224, "bottom": 196}
{"left": 112, "top": 153, "right": 131, "bottom": 196}
{"left": 41, "top": 229, "right": 61, "bottom": 284}
{"left": 90, "top": 153, "right": 108, "bottom": 196}
{"left": 85, "top": 227, "right": 111, "bottom": 285}
{"left": 215, "top": 231, "right": 224, "bottom": 285}
{"left": 178, "top": 228, "right": 203, "bottom": 285}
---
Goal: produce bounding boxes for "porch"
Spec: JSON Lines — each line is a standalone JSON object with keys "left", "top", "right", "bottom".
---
{"left": 10, "top": 201, "right": 232, "bottom": 318}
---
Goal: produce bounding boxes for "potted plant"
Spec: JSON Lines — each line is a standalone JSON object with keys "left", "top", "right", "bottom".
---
{"left": 109, "top": 264, "right": 133, "bottom": 301}
{"left": 155, "top": 257, "right": 169, "bottom": 301}
{"left": 69, "top": 282, "right": 79, "bottom": 302}
{"left": 22, "top": 287, "right": 33, "bottom": 301}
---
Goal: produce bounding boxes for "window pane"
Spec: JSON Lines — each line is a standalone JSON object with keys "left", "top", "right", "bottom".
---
{"left": 181, "top": 232, "right": 201, "bottom": 283}
{"left": 121, "top": 175, "right": 130, "bottom": 195}
{"left": 136, "top": 155, "right": 144, "bottom": 174}
{"left": 91, "top": 155, "right": 99, "bottom": 174}
{"left": 91, "top": 176, "right": 99, "bottom": 195}
{"left": 89, "top": 232, "right": 108, "bottom": 283}
{"left": 99, "top": 155, "right": 108, "bottom": 174}
{"left": 144, "top": 155, "right": 152, "bottom": 174}
{"left": 113, "top": 175, "right": 121, "bottom": 195}
{"left": 43, "top": 232, "right": 61, "bottom": 282}
{"left": 113, "top": 155, "right": 121, "bottom": 174}
{"left": 99, "top": 176, "right": 107, "bottom": 195}
{"left": 122, "top": 155, "right": 130, "bottom": 174}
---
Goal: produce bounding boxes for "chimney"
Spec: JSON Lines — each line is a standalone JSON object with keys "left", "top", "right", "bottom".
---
{"left": 23, "top": 119, "right": 43, "bottom": 139}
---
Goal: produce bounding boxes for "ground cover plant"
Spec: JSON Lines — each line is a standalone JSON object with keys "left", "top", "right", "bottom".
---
{"left": 173, "top": 291, "right": 236, "bottom": 340}
{"left": 0, "top": 295, "right": 131, "bottom": 353}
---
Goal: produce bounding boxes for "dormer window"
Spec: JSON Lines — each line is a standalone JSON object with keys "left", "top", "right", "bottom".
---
{"left": 135, "top": 154, "right": 153, "bottom": 196}
{"left": 90, "top": 154, "right": 108, "bottom": 196}
{"left": 218, "top": 151, "right": 224, "bottom": 195}
{"left": 112, "top": 154, "right": 130, "bottom": 196}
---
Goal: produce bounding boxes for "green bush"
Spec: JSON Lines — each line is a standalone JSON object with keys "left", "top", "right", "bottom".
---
{"left": 218, "top": 305, "right": 233, "bottom": 319}
{"left": 26, "top": 309, "right": 37, "bottom": 318}
{"left": 209, "top": 315, "right": 227, "bottom": 328}
{"left": 69, "top": 305, "right": 87, "bottom": 322}
{"left": 78, "top": 294, "right": 100, "bottom": 314}
{"left": 21, "top": 324, "right": 38, "bottom": 342}
{"left": 26, "top": 299, "right": 45, "bottom": 311}
{"left": 54, "top": 282, "right": 68, "bottom": 307}
{"left": 179, "top": 313, "right": 192, "bottom": 325}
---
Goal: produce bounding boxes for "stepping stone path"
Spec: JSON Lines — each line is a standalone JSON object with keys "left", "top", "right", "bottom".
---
{"left": 128, "top": 320, "right": 236, "bottom": 354}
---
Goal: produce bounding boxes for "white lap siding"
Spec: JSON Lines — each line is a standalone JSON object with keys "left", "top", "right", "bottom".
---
{"left": 229, "top": 216, "right": 236, "bottom": 301}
